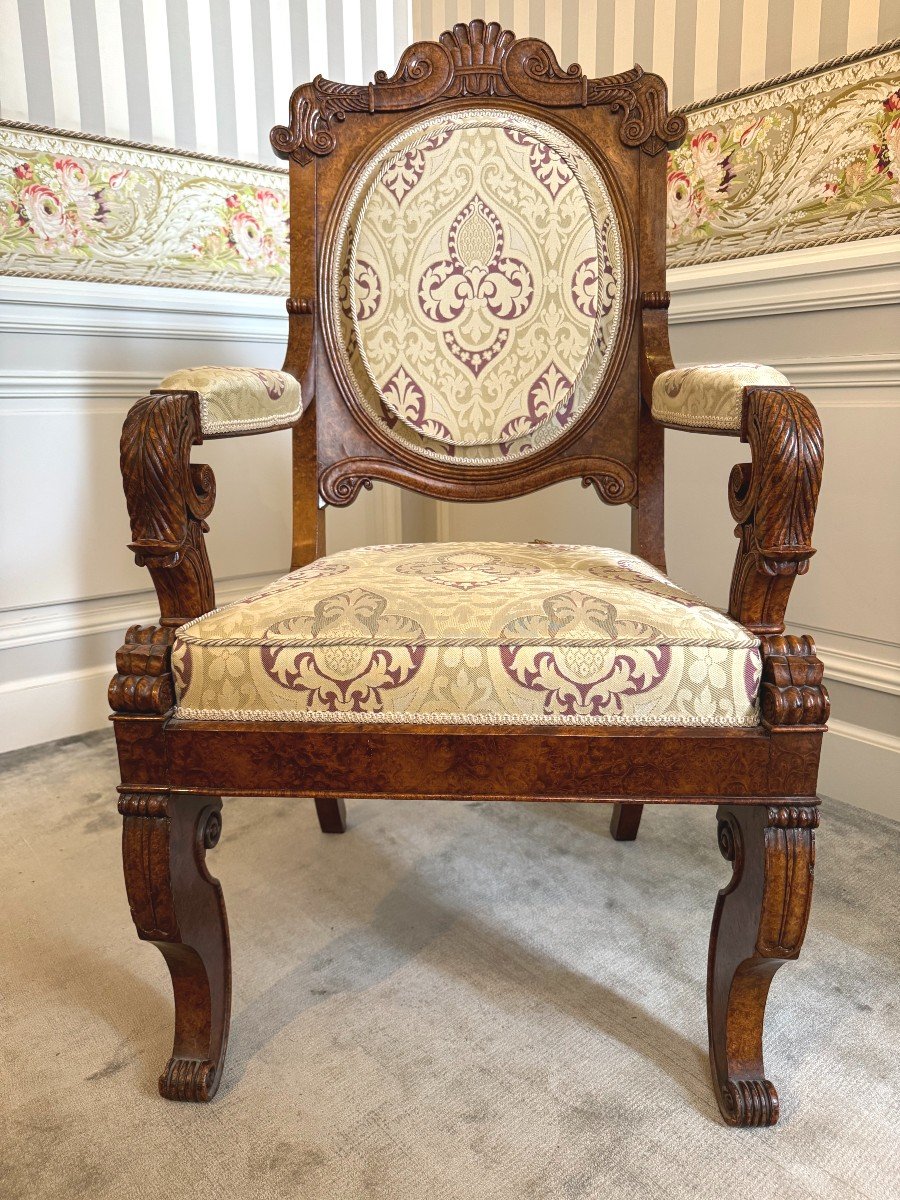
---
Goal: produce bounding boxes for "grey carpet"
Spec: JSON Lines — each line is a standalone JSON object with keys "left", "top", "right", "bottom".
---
{"left": 1, "top": 730, "right": 898, "bottom": 1200}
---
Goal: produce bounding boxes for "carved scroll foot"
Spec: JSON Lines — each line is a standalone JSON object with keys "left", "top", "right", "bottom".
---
{"left": 609, "top": 803, "right": 643, "bottom": 841}
{"left": 315, "top": 796, "right": 347, "bottom": 834}
{"left": 707, "top": 803, "right": 817, "bottom": 1126}
{"left": 119, "top": 792, "right": 231, "bottom": 1102}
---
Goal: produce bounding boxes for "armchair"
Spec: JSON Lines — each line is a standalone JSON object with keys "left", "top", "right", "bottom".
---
{"left": 109, "top": 22, "right": 827, "bottom": 1125}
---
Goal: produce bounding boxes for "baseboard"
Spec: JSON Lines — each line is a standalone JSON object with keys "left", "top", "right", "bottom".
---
{"left": 0, "top": 665, "right": 113, "bottom": 755}
{"left": 819, "top": 719, "right": 900, "bottom": 822}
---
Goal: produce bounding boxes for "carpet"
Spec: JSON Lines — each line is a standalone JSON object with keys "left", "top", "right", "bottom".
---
{"left": 1, "top": 730, "right": 898, "bottom": 1199}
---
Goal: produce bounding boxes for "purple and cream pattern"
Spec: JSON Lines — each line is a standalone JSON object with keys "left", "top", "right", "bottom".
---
{"left": 171, "top": 542, "right": 761, "bottom": 726}
{"left": 328, "top": 109, "right": 624, "bottom": 465}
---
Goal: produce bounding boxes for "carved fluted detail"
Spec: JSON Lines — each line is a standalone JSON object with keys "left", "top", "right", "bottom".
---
{"left": 728, "top": 387, "right": 824, "bottom": 635}
{"left": 271, "top": 19, "right": 685, "bottom": 163}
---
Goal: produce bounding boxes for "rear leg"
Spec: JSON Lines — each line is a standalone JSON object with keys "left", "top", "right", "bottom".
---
{"left": 610, "top": 803, "right": 643, "bottom": 841}
{"left": 315, "top": 797, "right": 347, "bottom": 834}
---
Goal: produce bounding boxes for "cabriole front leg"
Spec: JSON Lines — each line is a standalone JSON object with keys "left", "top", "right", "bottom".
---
{"left": 707, "top": 803, "right": 817, "bottom": 1126}
{"left": 119, "top": 792, "right": 231, "bottom": 1101}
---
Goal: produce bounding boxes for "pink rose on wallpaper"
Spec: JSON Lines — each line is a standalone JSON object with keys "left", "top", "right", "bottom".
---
{"left": 667, "top": 170, "right": 695, "bottom": 229}
{"left": 108, "top": 169, "right": 130, "bottom": 189}
{"left": 255, "top": 188, "right": 284, "bottom": 229}
{"left": 54, "top": 156, "right": 91, "bottom": 202}
{"left": 20, "top": 184, "right": 66, "bottom": 240}
{"left": 13, "top": 162, "right": 33, "bottom": 180}
{"left": 690, "top": 130, "right": 722, "bottom": 187}
{"left": 230, "top": 211, "right": 262, "bottom": 260}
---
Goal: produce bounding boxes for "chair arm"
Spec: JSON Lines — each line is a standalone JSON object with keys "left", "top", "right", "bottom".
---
{"left": 156, "top": 366, "right": 304, "bottom": 436}
{"left": 110, "top": 376, "right": 305, "bottom": 717}
{"left": 650, "top": 363, "right": 791, "bottom": 433}
{"left": 725, "top": 384, "right": 823, "bottom": 638}
{"left": 119, "top": 366, "right": 305, "bottom": 626}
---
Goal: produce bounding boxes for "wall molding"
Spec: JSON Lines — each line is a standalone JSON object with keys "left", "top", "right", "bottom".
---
{"left": 820, "top": 719, "right": 900, "bottom": 822}
{"left": 789, "top": 624, "right": 900, "bottom": 697}
{"left": 0, "top": 572, "right": 280, "bottom": 652}
{"left": 669, "top": 238, "right": 900, "bottom": 322}
{"left": 0, "top": 277, "right": 286, "bottom": 342}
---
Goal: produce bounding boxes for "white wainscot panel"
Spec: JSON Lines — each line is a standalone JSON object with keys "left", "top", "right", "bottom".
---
{"left": 0, "top": 278, "right": 394, "bottom": 752}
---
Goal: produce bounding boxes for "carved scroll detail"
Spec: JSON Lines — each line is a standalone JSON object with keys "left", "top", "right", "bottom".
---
{"left": 580, "top": 462, "right": 638, "bottom": 505}
{"left": 109, "top": 624, "right": 177, "bottom": 714}
{"left": 271, "top": 20, "right": 685, "bottom": 163}
{"left": 759, "top": 634, "right": 830, "bottom": 727}
{"left": 319, "top": 468, "right": 375, "bottom": 507}
{"left": 709, "top": 803, "right": 817, "bottom": 1126}
{"left": 728, "top": 388, "right": 824, "bottom": 635}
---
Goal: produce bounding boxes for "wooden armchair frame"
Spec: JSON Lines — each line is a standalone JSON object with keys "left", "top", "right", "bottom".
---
{"left": 109, "top": 22, "right": 827, "bottom": 1124}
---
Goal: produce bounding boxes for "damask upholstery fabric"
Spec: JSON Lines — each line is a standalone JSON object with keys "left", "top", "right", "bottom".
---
{"left": 329, "top": 108, "right": 624, "bottom": 464}
{"left": 172, "top": 543, "right": 761, "bottom": 728}
{"left": 651, "top": 363, "right": 789, "bottom": 432}
{"left": 157, "top": 366, "right": 303, "bottom": 435}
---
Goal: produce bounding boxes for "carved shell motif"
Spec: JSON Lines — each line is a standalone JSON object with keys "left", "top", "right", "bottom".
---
{"left": 271, "top": 20, "right": 686, "bottom": 164}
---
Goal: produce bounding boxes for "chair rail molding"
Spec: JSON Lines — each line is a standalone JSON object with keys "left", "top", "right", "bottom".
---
{"left": 0, "top": 277, "right": 286, "bottom": 342}
{"left": 668, "top": 238, "right": 900, "bottom": 322}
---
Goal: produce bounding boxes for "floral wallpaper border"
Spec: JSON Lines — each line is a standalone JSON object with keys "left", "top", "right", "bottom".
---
{"left": 0, "top": 124, "right": 289, "bottom": 294}
{"left": 667, "top": 40, "right": 900, "bottom": 265}
{"left": 1, "top": 40, "right": 898, "bottom": 293}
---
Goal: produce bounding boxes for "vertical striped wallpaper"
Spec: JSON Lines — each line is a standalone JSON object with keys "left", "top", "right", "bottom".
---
{"left": 412, "top": 1, "right": 900, "bottom": 106}
{"left": 0, "top": 0, "right": 897, "bottom": 160}
{"left": 0, "top": 0, "right": 412, "bottom": 163}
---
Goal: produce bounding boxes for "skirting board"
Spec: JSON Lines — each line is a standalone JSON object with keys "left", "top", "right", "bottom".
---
{"left": 1, "top": 668, "right": 895, "bottom": 821}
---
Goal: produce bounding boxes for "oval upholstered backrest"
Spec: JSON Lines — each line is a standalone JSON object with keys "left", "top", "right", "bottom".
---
{"left": 327, "top": 108, "right": 624, "bottom": 465}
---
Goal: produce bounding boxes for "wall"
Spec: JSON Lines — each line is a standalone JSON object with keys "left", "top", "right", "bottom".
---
{"left": 0, "top": 0, "right": 413, "bottom": 162}
{"left": 413, "top": 0, "right": 899, "bottom": 104}
{"left": 2, "top": 1, "right": 896, "bottom": 151}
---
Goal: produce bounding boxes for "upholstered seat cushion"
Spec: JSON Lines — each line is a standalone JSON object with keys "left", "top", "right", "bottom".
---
{"left": 651, "top": 363, "right": 789, "bottom": 431}
{"left": 172, "top": 543, "right": 760, "bottom": 727}
{"left": 157, "top": 366, "right": 303, "bottom": 435}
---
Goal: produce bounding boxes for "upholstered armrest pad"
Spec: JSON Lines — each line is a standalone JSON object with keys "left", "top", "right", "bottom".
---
{"left": 157, "top": 366, "right": 303, "bottom": 436}
{"left": 651, "top": 363, "right": 789, "bottom": 432}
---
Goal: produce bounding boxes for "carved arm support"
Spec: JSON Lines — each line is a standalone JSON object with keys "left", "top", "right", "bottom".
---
{"left": 639, "top": 295, "right": 828, "bottom": 730}
{"left": 110, "top": 370, "right": 305, "bottom": 717}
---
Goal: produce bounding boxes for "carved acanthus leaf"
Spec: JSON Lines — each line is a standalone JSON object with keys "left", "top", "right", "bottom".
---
{"left": 271, "top": 20, "right": 685, "bottom": 163}
{"left": 120, "top": 391, "right": 216, "bottom": 625}
{"left": 728, "top": 388, "right": 824, "bottom": 635}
